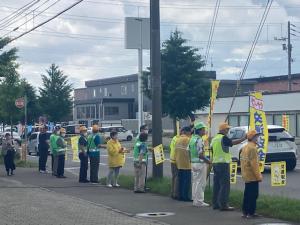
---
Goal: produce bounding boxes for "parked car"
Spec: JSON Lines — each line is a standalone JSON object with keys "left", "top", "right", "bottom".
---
{"left": 99, "top": 126, "right": 133, "bottom": 142}
{"left": 27, "top": 131, "right": 52, "bottom": 155}
{"left": 0, "top": 131, "right": 22, "bottom": 146}
{"left": 228, "top": 125, "right": 298, "bottom": 171}
{"left": 63, "top": 124, "right": 85, "bottom": 135}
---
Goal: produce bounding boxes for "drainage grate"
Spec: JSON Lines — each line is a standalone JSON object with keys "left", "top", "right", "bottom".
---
{"left": 136, "top": 212, "right": 175, "bottom": 218}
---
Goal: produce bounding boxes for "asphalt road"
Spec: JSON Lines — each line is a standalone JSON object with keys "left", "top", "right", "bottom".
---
{"left": 27, "top": 137, "right": 300, "bottom": 200}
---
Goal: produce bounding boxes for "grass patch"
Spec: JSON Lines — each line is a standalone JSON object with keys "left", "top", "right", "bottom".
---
{"left": 100, "top": 174, "right": 300, "bottom": 223}
{"left": 0, "top": 155, "right": 38, "bottom": 168}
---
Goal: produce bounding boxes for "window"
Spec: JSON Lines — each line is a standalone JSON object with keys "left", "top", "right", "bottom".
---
{"left": 239, "top": 115, "right": 249, "bottom": 126}
{"left": 93, "top": 89, "right": 96, "bottom": 98}
{"left": 274, "top": 115, "right": 282, "bottom": 126}
{"left": 104, "top": 106, "right": 119, "bottom": 116}
{"left": 90, "top": 105, "right": 96, "bottom": 119}
{"left": 121, "top": 85, "right": 127, "bottom": 95}
{"left": 104, "top": 88, "right": 108, "bottom": 97}
{"left": 131, "top": 84, "right": 135, "bottom": 92}
{"left": 228, "top": 115, "right": 238, "bottom": 127}
{"left": 99, "top": 88, "right": 102, "bottom": 93}
{"left": 266, "top": 115, "right": 273, "bottom": 125}
{"left": 288, "top": 114, "right": 296, "bottom": 136}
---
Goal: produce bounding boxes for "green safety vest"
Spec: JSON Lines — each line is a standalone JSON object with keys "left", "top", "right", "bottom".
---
{"left": 169, "top": 136, "right": 178, "bottom": 163}
{"left": 57, "top": 136, "right": 66, "bottom": 155}
{"left": 87, "top": 134, "right": 100, "bottom": 154}
{"left": 189, "top": 134, "right": 203, "bottom": 163}
{"left": 50, "top": 134, "right": 59, "bottom": 155}
{"left": 211, "top": 134, "right": 232, "bottom": 164}
{"left": 133, "top": 140, "right": 148, "bottom": 162}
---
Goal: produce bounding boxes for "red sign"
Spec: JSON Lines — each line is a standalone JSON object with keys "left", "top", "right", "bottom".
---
{"left": 15, "top": 98, "right": 25, "bottom": 109}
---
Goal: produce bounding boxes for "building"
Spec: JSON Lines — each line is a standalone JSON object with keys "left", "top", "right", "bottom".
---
{"left": 73, "top": 74, "right": 151, "bottom": 125}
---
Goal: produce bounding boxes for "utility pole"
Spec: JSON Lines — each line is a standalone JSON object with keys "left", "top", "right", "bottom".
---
{"left": 150, "top": 0, "right": 163, "bottom": 178}
{"left": 288, "top": 21, "right": 292, "bottom": 91}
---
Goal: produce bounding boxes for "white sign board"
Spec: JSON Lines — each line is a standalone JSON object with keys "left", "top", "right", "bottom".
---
{"left": 125, "top": 17, "right": 150, "bottom": 50}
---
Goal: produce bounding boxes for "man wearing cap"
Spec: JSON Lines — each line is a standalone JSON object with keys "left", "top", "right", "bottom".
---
{"left": 240, "top": 130, "right": 262, "bottom": 219}
{"left": 175, "top": 126, "right": 192, "bottom": 201}
{"left": 189, "top": 122, "right": 211, "bottom": 207}
{"left": 56, "top": 128, "right": 67, "bottom": 178}
{"left": 211, "top": 122, "right": 246, "bottom": 211}
{"left": 38, "top": 125, "right": 50, "bottom": 173}
{"left": 78, "top": 126, "right": 89, "bottom": 183}
{"left": 87, "top": 125, "right": 103, "bottom": 183}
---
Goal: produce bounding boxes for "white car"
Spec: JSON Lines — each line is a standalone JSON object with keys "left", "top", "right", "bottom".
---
{"left": 228, "top": 125, "right": 298, "bottom": 171}
{"left": 27, "top": 131, "right": 52, "bottom": 155}
{"left": 99, "top": 126, "right": 133, "bottom": 141}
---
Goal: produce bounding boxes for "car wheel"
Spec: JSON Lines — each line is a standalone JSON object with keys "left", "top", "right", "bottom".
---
{"left": 127, "top": 136, "right": 133, "bottom": 141}
{"left": 286, "top": 158, "right": 297, "bottom": 171}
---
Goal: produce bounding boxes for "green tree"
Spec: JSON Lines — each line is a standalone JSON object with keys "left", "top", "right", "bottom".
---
{"left": 39, "top": 64, "right": 73, "bottom": 122}
{"left": 142, "top": 30, "right": 210, "bottom": 133}
{"left": 0, "top": 37, "right": 23, "bottom": 126}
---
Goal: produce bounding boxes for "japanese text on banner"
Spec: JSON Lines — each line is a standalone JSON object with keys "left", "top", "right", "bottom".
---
{"left": 70, "top": 136, "right": 80, "bottom": 162}
{"left": 249, "top": 92, "right": 269, "bottom": 172}
{"left": 230, "top": 162, "right": 238, "bottom": 184}
{"left": 271, "top": 161, "right": 286, "bottom": 186}
{"left": 153, "top": 144, "right": 165, "bottom": 165}
{"left": 282, "top": 114, "right": 290, "bottom": 131}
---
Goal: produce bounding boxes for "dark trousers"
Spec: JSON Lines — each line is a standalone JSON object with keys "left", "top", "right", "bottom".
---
{"left": 89, "top": 156, "right": 100, "bottom": 182}
{"left": 4, "top": 151, "right": 15, "bottom": 172}
{"left": 242, "top": 181, "right": 259, "bottom": 216}
{"left": 171, "top": 163, "right": 179, "bottom": 199}
{"left": 213, "top": 163, "right": 230, "bottom": 209}
{"left": 79, "top": 152, "right": 88, "bottom": 182}
{"left": 57, "top": 154, "right": 65, "bottom": 177}
{"left": 38, "top": 147, "right": 48, "bottom": 171}
{"left": 178, "top": 169, "right": 191, "bottom": 201}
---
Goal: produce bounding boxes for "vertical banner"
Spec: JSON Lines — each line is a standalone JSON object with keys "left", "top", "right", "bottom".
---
{"left": 282, "top": 114, "right": 290, "bottom": 131}
{"left": 176, "top": 120, "right": 180, "bottom": 136}
{"left": 153, "top": 144, "right": 165, "bottom": 165}
{"left": 70, "top": 136, "right": 80, "bottom": 162}
{"left": 230, "top": 162, "right": 238, "bottom": 184}
{"left": 271, "top": 161, "right": 286, "bottom": 186}
{"left": 249, "top": 92, "right": 269, "bottom": 172}
{"left": 205, "top": 80, "right": 220, "bottom": 158}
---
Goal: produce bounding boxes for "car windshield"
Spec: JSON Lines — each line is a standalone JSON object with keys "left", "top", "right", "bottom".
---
{"left": 269, "top": 130, "right": 293, "bottom": 141}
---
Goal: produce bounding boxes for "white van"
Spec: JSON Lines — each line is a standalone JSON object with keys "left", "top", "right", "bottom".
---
{"left": 27, "top": 131, "right": 52, "bottom": 155}
{"left": 228, "top": 125, "right": 298, "bottom": 171}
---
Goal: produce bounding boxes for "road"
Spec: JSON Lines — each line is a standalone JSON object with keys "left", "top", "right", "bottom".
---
{"left": 27, "top": 138, "right": 300, "bottom": 199}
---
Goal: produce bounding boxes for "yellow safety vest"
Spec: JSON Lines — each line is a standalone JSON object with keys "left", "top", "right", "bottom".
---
{"left": 211, "top": 134, "right": 232, "bottom": 164}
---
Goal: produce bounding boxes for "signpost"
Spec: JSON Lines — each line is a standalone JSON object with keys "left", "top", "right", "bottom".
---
{"left": 15, "top": 96, "right": 27, "bottom": 161}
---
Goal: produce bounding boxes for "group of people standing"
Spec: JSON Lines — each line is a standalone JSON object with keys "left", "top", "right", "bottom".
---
{"left": 170, "top": 121, "right": 263, "bottom": 219}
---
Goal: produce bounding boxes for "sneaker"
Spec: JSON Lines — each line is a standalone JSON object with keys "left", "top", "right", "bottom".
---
{"left": 39, "top": 170, "right": 46, "bottom": 174}
{"left": 220, "top": 206, "right": 235, "bottom": 211}
{"left": 107, "top": 184, "right": 113, "bottom": 188}
{"left": 193, "top": 202, "right": 210, "bottom": 207}
{"left": 114, "top": 183, "right": 120, "bottom": 187}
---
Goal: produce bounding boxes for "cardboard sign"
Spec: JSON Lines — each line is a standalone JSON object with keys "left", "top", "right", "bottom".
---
{"left": 230, "top": 162, "right": 238, "bottom": 184}
{"left": 153, "top": 144, "right": 165, "bottom": 165}
{"left": 70, "top": 136, "right": 80, "bottom": 162}
{"left": 271, "top": 161, "right": 286, "bottom": 187}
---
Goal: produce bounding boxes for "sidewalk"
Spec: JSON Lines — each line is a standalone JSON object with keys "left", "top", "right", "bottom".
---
{"left": 0, "top": 168, "right": 297, "bottom": 225}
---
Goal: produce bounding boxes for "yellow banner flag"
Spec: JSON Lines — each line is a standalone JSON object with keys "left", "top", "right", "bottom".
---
{"left": 153, "top": 144, "right": 165, "bottom": 165}
{"left": 230, "top": 162, "right": 238, "bottom": 184}
{"left": 70, "top": 136, "right": 80, "bottom": 162}
{"left": 205, "top": 80, "right": 220, "bottom": 158}
{"left": 249, "top": 92, "right": 269, "bottom": 172}
{"left": 176, "top": 120, "right": 180, "bottom": 136}
{"left": 271, "top": 161, "right": 286, "bottom": 186}
{"left": 282, "top": 114, "right": 290, "bottom": 131}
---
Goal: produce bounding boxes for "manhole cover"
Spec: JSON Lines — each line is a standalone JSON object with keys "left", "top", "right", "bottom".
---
{"left": 136, "top": 212, "right": 175, "bottom": 218}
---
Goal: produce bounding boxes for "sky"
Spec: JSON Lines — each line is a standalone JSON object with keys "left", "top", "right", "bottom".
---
{"left": 0, "top": 0, "right": 300, "bottom": 89}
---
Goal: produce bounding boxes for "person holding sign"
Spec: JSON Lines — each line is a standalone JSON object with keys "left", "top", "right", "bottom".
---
{"left": 133, "top": 133, "right": 149, "bottom": 193}
{"left": 78, "top": 126, "right": 89, "bottom": 183}
{"left": 189, "top": 122, "right": 211, "bottom": 207}
{"left": 211, "top": 123, "right": 246, "bottom": 211}
{"left": 106, "top": 131, "right": 129, "bottom": 188}
{"left": 240, "top": 130, "right": 262, "bottom": 219}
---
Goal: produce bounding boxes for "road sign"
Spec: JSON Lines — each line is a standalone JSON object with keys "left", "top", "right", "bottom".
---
{"left": 15, "top": 98, "right": 25, "bottom": 109}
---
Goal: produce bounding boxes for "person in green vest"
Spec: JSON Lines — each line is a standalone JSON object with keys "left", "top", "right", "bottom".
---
{"left": 133, "top": 132, "right": 148, "bottom": 193}
{"left": 56, "top": 128, "right": 67, "bottom": 178}
{"left": 50, "top": 126, "right": 60, "bottom": 176}
{"left": 211, "top": 123, "right": 246, "bottom": 211}
{"left": 78, "top": 126, "right": 89, "bottom": 183}
{"left": 87, "top": 125, "right": 103, "bottom": 183}
{"left": 135, "top": 124, "right": 148, "bottom": 144}
{"left": 189, "top": 122, "right": 211, "bottom": 207}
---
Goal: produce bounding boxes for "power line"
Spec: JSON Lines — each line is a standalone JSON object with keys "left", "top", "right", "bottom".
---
{"left": 204, "top": 0, "right": 220, "bottom": 67}
{"left": 0, "top": 0, "right": 40, "bottom": 29}
{"left": 1, "top": 0, "right": 62, "bottom": 39}
{"left": 226, "top": 0, "right": 274, "bottom": 121}
{"left": 5, "top": 0, "right": 84, "bottom": 44}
